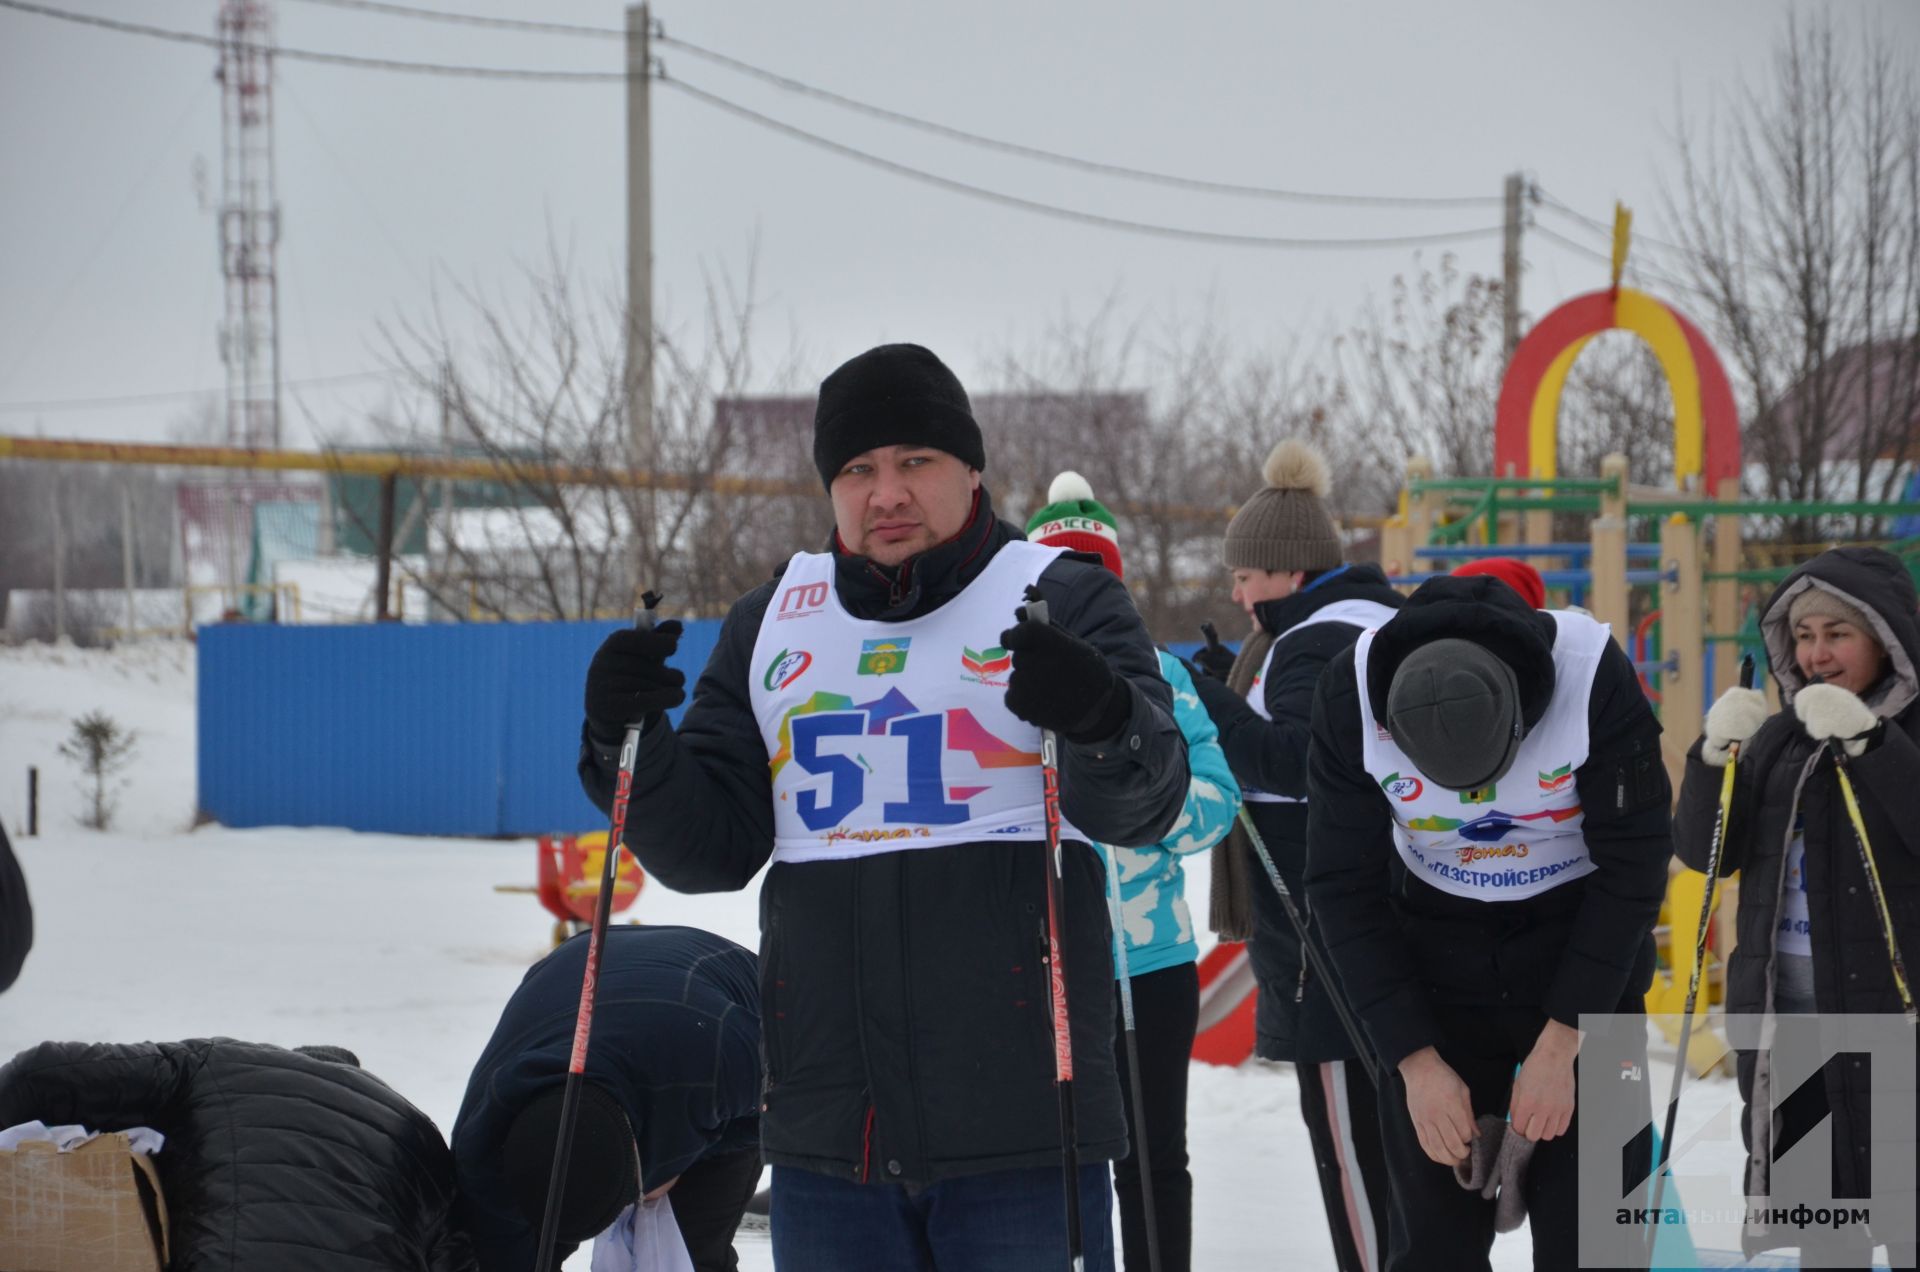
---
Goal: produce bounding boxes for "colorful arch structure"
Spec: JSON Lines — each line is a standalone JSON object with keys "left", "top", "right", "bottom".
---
{"left": 1493, "top": 288, "right": 1741, "bottom": 489}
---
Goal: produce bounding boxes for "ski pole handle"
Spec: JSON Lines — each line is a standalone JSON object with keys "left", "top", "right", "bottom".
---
{"left": 1738, "top": 653, "right": 1756, "bottom": 691}
{"left": 1019, "top": 584, "right": 1051, "bottom": 630}
{"left": 633, "top": 589, "right": 662, "bottom": 635}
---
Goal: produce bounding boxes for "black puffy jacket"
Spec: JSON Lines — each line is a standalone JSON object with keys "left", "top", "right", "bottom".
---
{"left": 578, "top": 489, "right": 1189, "bottom": 1186}
{"left": 0, "top": 1037, "right": 474, "bottom": 1271}
{"left": 1304, "top": 576, "right": 1673, "bottom": 1070}
{"left": 452, "top": 925, "right": 762, "bottom": 1272}
{"left": 1674, "top": 547, "right": 1920, "bottom": 1248}
{"left": 0, "top": 821, "right": 28, "bottom": 993}
{"left": 1194, "top": 563, "right": 1404, "bottom": 1063}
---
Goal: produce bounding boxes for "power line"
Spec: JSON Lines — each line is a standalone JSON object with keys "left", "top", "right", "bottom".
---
{"left": 279, "top": 0, "right": 620, "bottom": 39}
{"left": 662, "top": 75, "right": 1506, "bottom": 251}
{"left": 0, "top": 370, "right": 398, "bottom": 413}
{"left": 657, "top": 33, "right": 1503, "bottom": 209}
{"left": 1528, "top": 221, "right": 1706, "bottom": 296}
{"left": 1534, "top": 190, "right": 1695, "bottom": 257}
{"left": 266, "top": 0, "right": 1509, "bottom": 209}
{"left": 0, "top": 0, "right": 627, "bottom": 79}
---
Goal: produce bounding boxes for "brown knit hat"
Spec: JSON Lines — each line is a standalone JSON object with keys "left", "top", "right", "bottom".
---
{"left": 1788, "top": 585, "right": 1879, "bottom": 644}
{"left": 1223, "top": 439, "right": 1342, "bottom": 572}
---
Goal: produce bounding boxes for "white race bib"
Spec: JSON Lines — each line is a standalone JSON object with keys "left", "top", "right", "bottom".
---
{"left": 749, "top": 543, "right": 1085, "bottom": 863}
{"left": 1354, "top": 610, "right": 1611, "bottom": 902}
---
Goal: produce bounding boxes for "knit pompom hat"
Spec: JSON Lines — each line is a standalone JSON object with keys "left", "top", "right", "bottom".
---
{"left": 1223, "top": 439, "right": 1342, "bottom": 572}
{"left": 1026, "top": 471, "right": 1123, "bottom": 578}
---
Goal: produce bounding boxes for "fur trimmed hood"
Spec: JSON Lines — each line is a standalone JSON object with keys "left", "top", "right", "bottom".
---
{"left": 1760, "top": 546, "right": 1919, "bottom": 722}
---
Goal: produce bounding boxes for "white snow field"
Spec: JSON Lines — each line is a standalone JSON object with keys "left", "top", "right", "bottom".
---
{"left": 0, "top": 639, "right": 1825, "bottom": 1269}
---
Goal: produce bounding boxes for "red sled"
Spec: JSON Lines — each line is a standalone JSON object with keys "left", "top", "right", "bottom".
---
{"left": 1190, "top": 940, "right": 1258, "bottom": 1067}
{"left": 537, "top": 831, "right": 645, "bottom": 924}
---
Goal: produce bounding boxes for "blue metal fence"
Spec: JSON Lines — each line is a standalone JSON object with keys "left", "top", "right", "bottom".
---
{"left": 197, "top": 619, "right": 721, "bottom": 837}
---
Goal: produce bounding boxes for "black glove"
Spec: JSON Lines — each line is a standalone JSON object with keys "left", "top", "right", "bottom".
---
{"left": 584, "top": 620, "right": 685, "bottom": 739}
{"left": 1192, "top": 622, "right": 1237, "bottom": 681}
{"left": 999, "top": 613, "right": 1129, "bottom": 745}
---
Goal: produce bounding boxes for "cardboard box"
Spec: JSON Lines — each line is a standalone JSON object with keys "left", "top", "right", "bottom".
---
{"left": 0, "top": 1133, "right": 169, "bottom": 1272}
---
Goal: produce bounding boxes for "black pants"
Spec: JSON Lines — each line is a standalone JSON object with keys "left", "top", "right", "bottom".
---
{"left": 1377, "top": 1002, "right": 1649, "bottom": 1272}
{"left": 1111, "top": 962, "right": 1199, "bottom": 1272}
{"left": 667, "top": 1146, "right": 763, "bottom": 1272}
{"left": 1298, "top": 1057, "right": 1392, "bottom": 1272}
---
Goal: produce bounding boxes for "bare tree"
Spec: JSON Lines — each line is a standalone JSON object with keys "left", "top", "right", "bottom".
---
{"left": 1666, "top": 9, "right": 1920, "bottom": 538}
{"left": 349, "top": 245, "right": 810, "bottom": 623}
{"left": 1327, "top": 254, "right": 1509, "bottom": 485}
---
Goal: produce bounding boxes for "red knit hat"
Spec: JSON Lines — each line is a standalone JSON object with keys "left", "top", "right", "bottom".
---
{"left": 1451, "top": 557, "right": 1546, "bottom": 609}
{"left": 1025, "top": 472, "right": 1123, "bottom": 579}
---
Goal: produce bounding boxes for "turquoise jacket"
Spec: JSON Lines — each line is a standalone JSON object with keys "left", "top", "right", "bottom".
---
{"left": 1097, "top": 651, "right": 1241, "bottom": 978}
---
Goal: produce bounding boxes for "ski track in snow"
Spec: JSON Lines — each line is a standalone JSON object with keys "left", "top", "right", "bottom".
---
{"left": 0, "top": 639, "right": 1772, "bottom": 1269}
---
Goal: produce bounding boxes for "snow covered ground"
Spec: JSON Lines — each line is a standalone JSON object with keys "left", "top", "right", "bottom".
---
{"left": 0, "top": 638, "right": 1828, "bottom": 1269}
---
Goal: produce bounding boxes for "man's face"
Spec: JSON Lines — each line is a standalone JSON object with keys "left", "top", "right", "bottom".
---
{"left": 830, "top": 445, "right": 980, "bottom": 567}
{"left": 1230, "top": 567, "right": 1305, "bottom": 628}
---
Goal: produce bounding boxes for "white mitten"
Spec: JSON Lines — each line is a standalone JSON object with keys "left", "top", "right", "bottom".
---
{"left": 1702, "top": 687, "right": 1768, "bottom": 766}
{"left": 1794, "top": 682, "right": 1879, "bottom": 758}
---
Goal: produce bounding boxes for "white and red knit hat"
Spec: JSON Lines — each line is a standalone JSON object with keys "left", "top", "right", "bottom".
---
{"left": 1025, "top": 471, "right": 1122, "bottom": 578}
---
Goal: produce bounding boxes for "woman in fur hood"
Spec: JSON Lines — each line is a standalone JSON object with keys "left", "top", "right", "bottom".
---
{"left": 1675, "top": 545, "right": 1920, "bottom": 1267}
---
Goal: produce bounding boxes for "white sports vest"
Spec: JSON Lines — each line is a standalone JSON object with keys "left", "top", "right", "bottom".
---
{"left": 748, "top": 541, "right": 1084, "bottom": 863}
{"left": 1241, "top": 597, "right": 1401, "bottom": 804}
{"left": 1353, "top": 610, "right": 1611, "bottom": 902}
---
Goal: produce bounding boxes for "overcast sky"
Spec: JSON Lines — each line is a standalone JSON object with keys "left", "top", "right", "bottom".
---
{"left": 2, "top": 0, "right": 1915, "bottom": 448}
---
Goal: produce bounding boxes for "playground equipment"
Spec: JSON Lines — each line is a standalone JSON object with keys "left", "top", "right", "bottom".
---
{"left": 494, "top": 831, "right": 647, "bottom": 948}
{"left": 1372, "top": 208, "right": 1920, "bottom": 1061}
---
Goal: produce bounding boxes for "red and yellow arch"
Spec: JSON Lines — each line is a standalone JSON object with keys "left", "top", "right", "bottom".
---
{"left": 1493, "top": 287, "right": 1740, "bottom": 489}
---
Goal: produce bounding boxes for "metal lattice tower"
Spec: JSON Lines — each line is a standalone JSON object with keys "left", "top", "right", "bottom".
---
{"left": 216, "top": 0, "right": 280, "bottom": 452}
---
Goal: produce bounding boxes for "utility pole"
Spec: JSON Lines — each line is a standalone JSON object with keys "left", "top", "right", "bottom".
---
{"left": 626, "top": 3, "right": 653, "bottom": 461}
{"left": 1501, "top": 171, "right": 1524, "bottom": 364}
{"left": 122, "top": 478, "right": 137, "bottom": 638}
{"left": 49, "top": 477, "right": 66, "bottom": 643}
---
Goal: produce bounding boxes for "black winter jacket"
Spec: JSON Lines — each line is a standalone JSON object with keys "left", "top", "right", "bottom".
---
{"left": 0, "top": 821, "right": 28, "bottom": 993}
{"left": 452, "top": 925, "right": 762, "bottom": 1272}
{"left": 1193, "top": 564, "right": 1404, "bottom": 1063}
{"left": 1303, "top": 576, "right": 1673, "bottom": 1069}
{"left": 0, "top": 1038, "right": 474, "bottom": 1271}
{"left": 1673, "top": 547, "right": 1920, "bottom": 1236}
{"left": 577, "top": 489, "right": 1188, "bottom": 1186}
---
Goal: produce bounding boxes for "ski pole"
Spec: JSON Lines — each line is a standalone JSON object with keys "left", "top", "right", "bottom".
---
{"left": 1018, "top": 585, "right": 1085, "bottom": 1272}
{"left": 1830, "top": 743, "right": 1916, "bottom": 1022}
{"left": 1100, "top": 843, "right": 1164, "bottom": 1272}
{"left": 1234, "top": 805, "right": 1380, "bottom": 1090}
{"left": 534, "top": 591, "right": 663, "bottom": 1272}
{"left": 1649, "top": 652, "right": 1756, "bottom": 1244}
